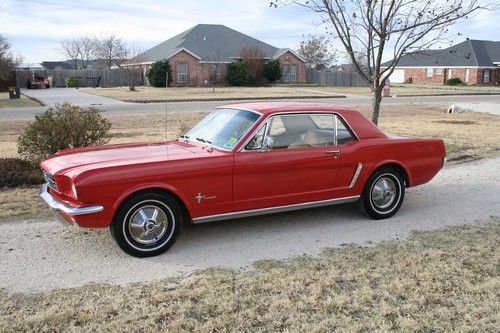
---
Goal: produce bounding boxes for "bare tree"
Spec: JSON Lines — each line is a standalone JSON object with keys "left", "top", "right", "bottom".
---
{"left": 79, "top": 36, "right": 98, "bottom": 69}
{"left": 208, "top": 48, "right": 222, "bottom": 92}
{"left": 297, "top": 34, "right": 337, "bottom": 69}
{"left": 59, "top": 37, "right": 82, "bottom": 69}
{"left": 121, "top": 44, "right": 145, "bottom": 91}
{"left": 240, "top": 46, "right": 266, "bottom": 85}
{"left": 96, "top": 35, "right": 127, "bottom": 69}
{"left": 0, "top": 35, "right": 21, "bottom": 81}
{"left": 271, "top": 0, "right": 493, "bottom": 125}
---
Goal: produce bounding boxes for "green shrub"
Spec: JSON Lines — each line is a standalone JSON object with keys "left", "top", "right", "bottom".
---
{"left": 446, "top": 77, "right": 463, "bottom": 86}
{"left": 65, "top": 77, "right": 79, "bottom": 88}
{"left": 146, "top": 61, "right": 172, "bottom": 87}
{"left": 264, "top": 59, "right": 281, "bottom": 83}
{"left": 0, "top": 158, "right": 44, "bottom": 188}
{"left": 227, "top": 60, "right": 249, "bottom": 86}
{"left": 18, "top": 102, "right": 112, "bottom": 165}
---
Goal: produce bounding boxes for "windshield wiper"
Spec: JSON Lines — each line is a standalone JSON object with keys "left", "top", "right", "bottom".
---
{"left": 179, "top": 135, "right": 190, "bottom": 140}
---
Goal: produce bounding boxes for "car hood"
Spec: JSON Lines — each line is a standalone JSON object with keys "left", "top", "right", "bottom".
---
{"left": 40, "top": 140, "right": 225, "bottom": 176}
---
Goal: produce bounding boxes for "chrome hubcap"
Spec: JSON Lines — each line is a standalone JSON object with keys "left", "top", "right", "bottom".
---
{"left": 371, "top": 177, "right": 397, "bottom": 209}
{"left": 128, "top": 205, "right": 168, "bottom": 245}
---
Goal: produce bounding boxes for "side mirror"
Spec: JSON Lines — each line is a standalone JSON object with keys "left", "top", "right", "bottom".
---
{"left": 261, "top": 136, "right": 274, "bottom": 151}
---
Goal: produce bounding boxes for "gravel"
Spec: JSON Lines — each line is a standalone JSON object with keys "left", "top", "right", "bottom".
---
{"left": 1, "top": 156, "right": 499, "bottom": 294}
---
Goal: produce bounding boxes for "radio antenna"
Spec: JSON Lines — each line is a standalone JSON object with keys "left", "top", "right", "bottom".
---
{"left": 165, "top": 99, "right": 170, "bottom": 159}
{"left": 165, "top": 69, "right": 170, "bottom": 158}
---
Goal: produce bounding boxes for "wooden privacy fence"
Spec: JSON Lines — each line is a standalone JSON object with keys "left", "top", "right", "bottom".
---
{"left": 308, "top": 70, "right": 367, "bottom": 87}
{"left": 15, "top": 68, "right": 144, "bottom": 88}
{"left": 15, "top": 70, "right": 49, "bottom": 88}
{"left": 51, "top": 68, "right": 144, "bottom": 88}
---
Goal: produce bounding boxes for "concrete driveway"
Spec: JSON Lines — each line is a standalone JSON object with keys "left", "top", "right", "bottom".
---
{"left": 21, "top": 87, "right": 128, "bottom": 107}
{"left": 1, "top": 155, "right": 498, "bottom": 293}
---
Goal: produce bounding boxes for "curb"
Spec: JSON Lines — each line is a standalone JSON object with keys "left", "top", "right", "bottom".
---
{"left": 394, "top": 92, "right": 500, "bottom": 98}
{"left": 20, "top": 93, "right": 46, "bottom": 107}
{"left": 122, "top": 95, "right": 347, "bottom": 103}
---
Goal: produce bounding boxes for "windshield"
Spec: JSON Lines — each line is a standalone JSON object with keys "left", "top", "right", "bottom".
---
{"left": 184, "top": 108, "right": 260, "bottom": 150}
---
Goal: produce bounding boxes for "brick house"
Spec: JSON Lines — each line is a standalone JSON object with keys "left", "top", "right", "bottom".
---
{"left": 385, "top": 39, "right": 499, "bottom": 85}
{"left": 129, "top": 24, "right": 306, "bottom": 86}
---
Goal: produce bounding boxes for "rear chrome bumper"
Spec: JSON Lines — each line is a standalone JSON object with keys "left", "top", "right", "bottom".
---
{"left": 39, "top": 183, "right": 103, "bottom": 225}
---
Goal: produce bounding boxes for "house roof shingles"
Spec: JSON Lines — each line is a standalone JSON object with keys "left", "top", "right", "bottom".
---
{"left": 137, "top": 24, "right": 293, "bottom": 63}
{"left": 386, "top": 39, "right": 500, "bottom": 67}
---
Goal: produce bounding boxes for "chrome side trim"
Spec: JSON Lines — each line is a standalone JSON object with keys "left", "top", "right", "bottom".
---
{"left": 349, "top": 163, "right": 363, "bottom": 188}
{"left": 192, "top": 195, "right": 360, "bottom": 224}
{"left": 39, "top": 184, "right": 104, "bottom": 216}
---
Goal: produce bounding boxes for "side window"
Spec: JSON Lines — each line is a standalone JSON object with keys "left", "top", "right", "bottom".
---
{"left": 245, "top": 124, "right": 267, "bottom": 150}
{"left": 336, "top": 116, "right": 356, "bottom": 145}
{"left": 267, "top": 114, "right": 335, "bottom": 149}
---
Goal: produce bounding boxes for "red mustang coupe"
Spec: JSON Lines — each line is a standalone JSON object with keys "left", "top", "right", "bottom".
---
{"left": 40, "top": 102, "right": 446, "bottom": 257}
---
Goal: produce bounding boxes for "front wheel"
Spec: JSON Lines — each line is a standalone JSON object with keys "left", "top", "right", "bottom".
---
{"left": 110, "top": 191, "right": 181, "bottom": 257}
{"left": 360, "top": 168, "right": 405, "bottom": 219}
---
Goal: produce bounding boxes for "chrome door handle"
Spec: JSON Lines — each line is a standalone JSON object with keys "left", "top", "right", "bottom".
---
{"left": 325, "top": 150, "right": 341, "bottom": 155}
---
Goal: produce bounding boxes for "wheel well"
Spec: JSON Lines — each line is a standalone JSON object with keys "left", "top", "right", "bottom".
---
{"left": 375, "top": 163, "right": 409, "bottom": 187}
{"left": 119, "top": 188, "right": 192, "bottom": 224}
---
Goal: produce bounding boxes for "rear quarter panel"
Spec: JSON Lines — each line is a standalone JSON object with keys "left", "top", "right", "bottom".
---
{"left": 335, "top": 137, "right": 445, "bottom": 197}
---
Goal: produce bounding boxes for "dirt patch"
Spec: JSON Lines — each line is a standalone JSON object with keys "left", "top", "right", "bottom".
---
{"left": 0, "top": 221, "right": 498, "bottom": 332}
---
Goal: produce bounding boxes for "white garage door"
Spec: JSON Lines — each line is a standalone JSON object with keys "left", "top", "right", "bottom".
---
{"left": 389, "top": 69, "right": 405, "bottom": 83}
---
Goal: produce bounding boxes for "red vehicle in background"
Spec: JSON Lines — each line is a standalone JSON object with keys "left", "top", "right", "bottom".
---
{"left": 26, "top": 73, "right": 50, "bottom": 89}
{"left": 39, "top": 102, "right": 446, "bottom": 257}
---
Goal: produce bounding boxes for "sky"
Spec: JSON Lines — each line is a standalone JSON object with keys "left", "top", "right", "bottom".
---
{"left": 1, "top": 0, "right": 499, "bottom": 64}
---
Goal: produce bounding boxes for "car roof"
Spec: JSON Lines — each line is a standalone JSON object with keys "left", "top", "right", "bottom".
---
{"left": 220, "top": 102, "right": 356, "bottom": 116}
{"left": 220, "top": 101, "right": 387, "bottom": 140}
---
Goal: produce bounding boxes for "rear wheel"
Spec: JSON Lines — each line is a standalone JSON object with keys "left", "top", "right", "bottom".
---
{"left": 110, "top": 191, "right": 181, "bottom": 257}
{"left": 361, "top": 167, "right": 405, "bottom": 219}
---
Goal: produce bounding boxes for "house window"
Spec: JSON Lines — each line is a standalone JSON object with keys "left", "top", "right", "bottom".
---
{"left": 177, "top": 63, "right": 187, "bottom": 83}
{"left": 282, "top": 64, "right": 297, "bottom": 82}
{"left": 426, "top": 68, "right": 433, "bottom": 77}
{"left": 483, "top": 69, "right": 491, "bottom": 83}
{"left": 465, "top": 69, "right": 470, "bottom": 83}
{"left": 447, "top": 69, "right": 453, "bottom": 80}
{"left": 290, "top": 65, "right": 297, "bottom": 81}
{"left": 435, "top": 68, "right": 443, "bottom": 75}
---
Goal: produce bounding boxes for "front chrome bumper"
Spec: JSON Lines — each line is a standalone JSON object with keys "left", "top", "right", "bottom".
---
{"left": 39, "top": 184, "right": 103, "bottom": 225}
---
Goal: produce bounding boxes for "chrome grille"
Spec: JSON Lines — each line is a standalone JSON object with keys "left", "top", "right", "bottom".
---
{"left": 43, "top": 171, "right": 58, "bottom": 191}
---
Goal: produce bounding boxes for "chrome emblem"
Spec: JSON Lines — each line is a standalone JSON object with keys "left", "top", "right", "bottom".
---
{"left": 195, "top": 192, "right": 216, "bottom": 204}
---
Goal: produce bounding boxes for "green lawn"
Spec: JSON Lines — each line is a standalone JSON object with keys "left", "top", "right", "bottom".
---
{"left": 1, "top": 219, "right": 498, "bottom": 332}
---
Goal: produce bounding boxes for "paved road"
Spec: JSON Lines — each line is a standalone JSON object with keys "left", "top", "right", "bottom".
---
{"left": 2, "top": 94, "right": 500, "bottom": 121}
{"left": 1, "top": 155, "right": 498, "bottom": 293}
{"left": 21, "top": 87, "right": 127, "bottom": 107}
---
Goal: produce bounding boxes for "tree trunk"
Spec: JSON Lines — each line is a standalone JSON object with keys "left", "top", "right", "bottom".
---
{"left": 128, "top": 69, "right": 135, "bottom": 91}
{"left": 371, "top": 84, "right": 383, "bottom": 125}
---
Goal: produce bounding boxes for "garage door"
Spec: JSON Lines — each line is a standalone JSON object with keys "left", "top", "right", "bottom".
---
{"left": 389, "top": 69, "right": 405, "bottom": 83}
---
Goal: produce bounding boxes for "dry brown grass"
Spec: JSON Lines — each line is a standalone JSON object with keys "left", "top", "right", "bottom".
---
{"left": 0, "top": 187, "right": 50, "bottom": 221}
{"left": 0, "top": 92, "right": 41, "bottom": 109}
{"left": 81, "top": 84, "right": 500, "bottom": 101}
{"left": 81, "top": 86, "right": 341, "bottom": 102}
{"left": 1, "top": 219, "right": 498, "bottom": 332}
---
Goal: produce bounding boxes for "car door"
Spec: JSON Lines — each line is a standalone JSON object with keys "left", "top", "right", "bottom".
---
{"left": 233, "top": 113, "right": 341, "bottom": 212}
